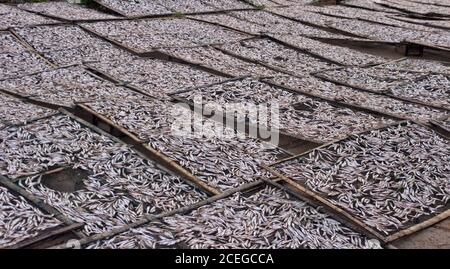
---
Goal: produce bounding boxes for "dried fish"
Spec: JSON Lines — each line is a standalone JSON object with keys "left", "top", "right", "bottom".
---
{"left": 15, "top": 25, "right": 132, "bottom": 65}
{"left": 271, "top": 34, "right": 388, "bottom": 66}
{"left": 0, "top": 185, "right": 61, "bottom": 248}
{"left": 266, "top": 75, "right": 449, "bottom": 123}
{"left": 0, "top": 51, "right": 52, "bottom": 80}
{"left": 376, "top": 58, "right": 450, "bottom": 74}
{"left": 218, "top": 38, "right": 339, "bottom": 76}
{"left": 160, "top": 46, "right": 281, "bottom": 77}
{"left": 83, "top": 96, "right": 283, "bottom": 191}
{"left": 318, "top": 67, "right": 450, "bottom": 109}
{"left": 174, "top": 78, "right": 395, "bottom": 142}
{"left": 80, "top": 18, "right": 250, "bottom": 53}
{"left": 0, "top": 4, "right": 59, "bottom": 30}
{"left": 272, "top": 122, "right": 450, "bottom": 235}
{"left": 87, "top": 187, "right": 382, "bottom": 249}
{"left": 90, "top": 57, "right": 225, "bottom": 99}
{"left": 95, "top": 0, "right": 171, "bottom": 17}
{"left": 18, "top": 2, "right": 118, "bottom": 21}
{"left": 0, "top": 32, "right": 27, "bottom": 54}
{"left": 0, "top": 66, "right": 139, "bottom": 107}
{"left": 0, "top": 114, "right": 206, "bottom": 236}
{"left": 0, "top": 92, "right": 56, "bottom": 126}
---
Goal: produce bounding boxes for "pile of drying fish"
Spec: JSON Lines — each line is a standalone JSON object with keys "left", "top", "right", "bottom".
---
{"left": 160, "top": 46, "right": 280, "bottom": 77}
{"left": 269, "top": 6, "right": 450, "bottom": 48}
{"left": 0, "top": 4, "right": 59, "bottom": 30}
{"left": 307, "top": 5, "right": 433, "bottom": 32}
{"left": 1, "top": 115, "right": 206, "bottom": 236}
{"left": 15, "top": 25, "right": 132, "bottom": 65}
{"left": 80, "top": 19, "right": 249, "bottom": 53}
{"left": 325, "top": 18, "right": 450, "bottom": 48}
{"left": 376, "top": 58, "right": 450, "bottom": 74}
{"left": 95, "top": 0, "right": 171, "bottom": 17}
{"left": 90, "top": 57, "right": 225, "bottom": 99}
{"left": 0, "top": 51, "right": 51, "bottom": 80}
{"left": 175, "top": 78, "right": 395, "bottom": 142}
{"left": 0, "top": 92, "right": 56, "bottom": 127}
{"left": 218, "top": 38, "right": 338, "bottom": 76}
{"left": 0, "top": 33, "right": 26, "bottom": 54}
{"left": 267, "top": 75, "right": 449, "bottom": 123}
{"left": 376, "top": 0, "right": 450, "bottom": 17}
{"left": 272, "top": 122, "right": 450, "bottom": 235}
{"left": 87, "top": 187, "right": 381, "bottom": 249}
{"left": 0, "top": 66, "right": 138, "bottom": 108}
{"left": 228, "top": 10, "right": 343, "bottom": 38}
{"left": 0, "top": 185, "right": 62, "bottom": 248}
{"left": 0, "top": 29, "right": 52, "bottom": 80}
{"left": 317, "top": 67, "right": 421, "bottom": 92}
{"left": 174, "top": 77, "right": 297, "bottom": 109}
{"left": 190, "top": 13, "right": 266, "bottom": 36}
{"left": 317, "top": 67, "right": 450, "bottom": 108}
{"left": 83, "top": 96, "right": 283, "bottom": 191}
{"left": 393, "top": 16, "right": 450, "bottom": 31}
{"left": 271, "top": 34, "right": 388, "bottom": 66}
{"left": 390, "top": 74, "right": 450, "bottom": 109}
{"left": 343, "top": 0, "right": 401, "bottom": 13}
{"left": 18, "top": 2, "right": 118, "bottom": 21}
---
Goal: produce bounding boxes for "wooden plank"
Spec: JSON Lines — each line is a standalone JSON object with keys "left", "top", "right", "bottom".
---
{"left": 387, "top": 210, "right": 450, "bottom": 243}
{"left": 10, "top": 223, "right": 84, "bottom": 249}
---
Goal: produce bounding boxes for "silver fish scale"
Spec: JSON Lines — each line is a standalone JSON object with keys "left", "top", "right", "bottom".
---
{"left": 390, "top": 74, "right": 450, "bottom": 109}
{"left": 0, "top": 92, "right": 56, "bottom": 126}
{"left": 18, "top": 2, "right": 118, "bottom": 21}
{"left": 0, "top": 4, "right": 59, "bottom": 30}
{"left": 95, "top": 0, "right": 171, "bottom": 17}
{"left": 15, "top": 25, "right": 132, "bottom": 65}
{"left": 90, "top": 57, "right": 225, "bottom": 99}
{"left": 176, "top": 78, "right": 395, "bottom": 143}
{"left": 87, "top": 187, "right": 382, "bottom": 249}
{"left": 376, "top": 58, "right": 450, "bottom": 74}
{"left": 267, "top": 75, "right": 449, "bottom": 123}
{"left": 80, "top": 19, "right": 249, "bottom": 53}
{"left": 0, "top": 66, "right": 140, "bottom": 107}
{"left": 0, "top": 185, "right": 61, "bottom": 248}
{"left": 271, "top": 34, "right": 389, "bottom": 66}
{"left": 84, "top": 96, "right": 282, "bottom": 191}
{"left": 218, "top": 38, "right": 339, "bottom": 76}
{"left": 273, "top": 122, "right": 450, "bottom": 235}
{"left": 0, "top": 32, "right": 27, "bottom": 54}
{"left": 160, "top": 46, "right": 281, "bottom": 77}
{"left": 0, "top": 51, "right": 52, "bottom": 80}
